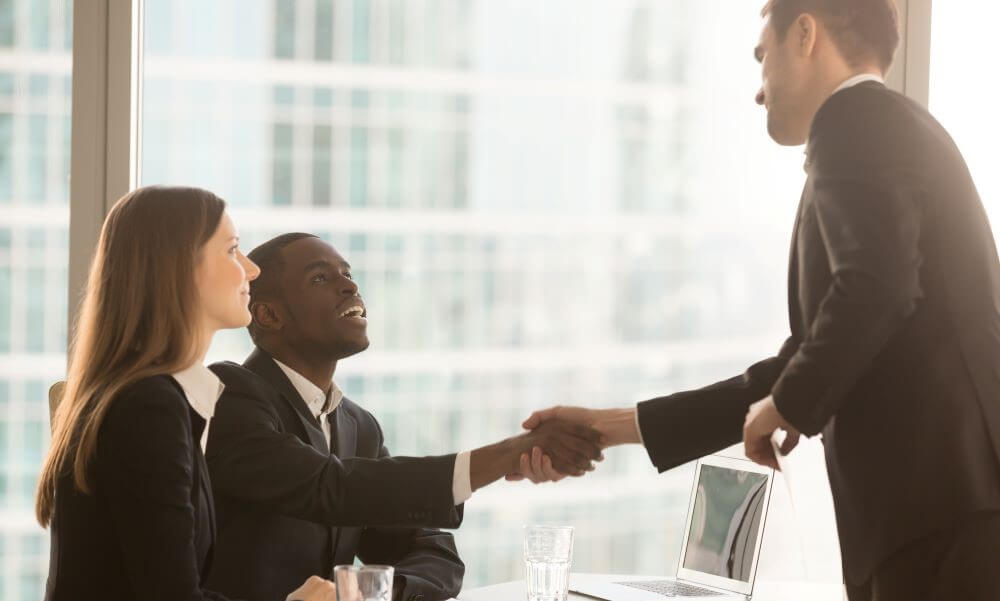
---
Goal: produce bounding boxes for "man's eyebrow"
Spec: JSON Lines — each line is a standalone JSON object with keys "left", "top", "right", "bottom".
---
{"left": 303, "top": 259, "right": 351, "bottom": 272}
{"left": 754, "top": 45, "right": 764, "bottom": 63}
{"left": 303, "top": 259, "right": 331, "bottom": 272}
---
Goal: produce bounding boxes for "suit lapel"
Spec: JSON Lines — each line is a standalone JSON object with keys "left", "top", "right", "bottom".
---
{"left": 327, "top": 405, "right": 358, "bottom": 565}
{"left": 244, "top": 348, "right": 330, "bottom": 454}
{"left": 332, "top": 406, "right": 357, "bottom": 459}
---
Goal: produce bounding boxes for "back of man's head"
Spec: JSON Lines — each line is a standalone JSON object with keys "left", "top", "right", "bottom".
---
{"left": 763, "top": 0, "right": 900, "bottom": 74}
{"left": 246, "top": 232, "right": 318, "bottom": 343}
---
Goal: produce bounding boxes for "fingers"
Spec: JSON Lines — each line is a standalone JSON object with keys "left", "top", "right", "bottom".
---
{"left": 541, "top": 455, "right": 566, "bottom": 482}
{"left": 516, "top": 450, "right": 543, "bottom": 483}
{"left": 779, "top": 431, "right": 801, "bottom": 456}
{"left": 550, "top": 428, "right": 603, "bottom": 462}
{"left": 745, "top": 436, "right": 779, "bottom": 470}
{"left": 522, "top": 406, "right": 562, "bottom": 430}
{"left": 570, "top": 423, "right": 603, "bottom": 447}
{"left": 541, "top": 435, "right": 597, "bottom": 474}
{"left": 287, "top": 576, "right": 337, "bottom": 601}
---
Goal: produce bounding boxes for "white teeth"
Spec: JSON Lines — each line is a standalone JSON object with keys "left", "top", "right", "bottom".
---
{"left": 339, "top": 306, "right": 364, "bottom": 318}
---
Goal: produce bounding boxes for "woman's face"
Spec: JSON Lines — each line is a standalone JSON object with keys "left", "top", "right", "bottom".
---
{"left": 195, "top": 212, "right": 260, "bottom": 333}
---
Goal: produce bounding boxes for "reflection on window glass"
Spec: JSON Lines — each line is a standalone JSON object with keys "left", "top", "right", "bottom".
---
{"left": 0, "top": 0, "right": 72, "bottom": 598}
{"left": 141, "top": 0, "right": 804, "bottom": 587}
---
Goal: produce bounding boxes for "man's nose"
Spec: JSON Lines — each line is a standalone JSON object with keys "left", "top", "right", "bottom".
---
{"left": 755, "top": 88, "right": 766, "bottom": 106}
{"left": 341, "top": 276, "right": 359, "bottom": 296}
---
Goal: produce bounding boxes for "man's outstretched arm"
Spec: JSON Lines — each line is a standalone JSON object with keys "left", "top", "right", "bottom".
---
{"left": 515, "top": 337, "right": 799, "bottom": 480}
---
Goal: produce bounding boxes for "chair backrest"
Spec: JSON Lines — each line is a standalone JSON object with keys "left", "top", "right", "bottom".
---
{"left": 48, "top": 381, "right": 66, "bottom": 432}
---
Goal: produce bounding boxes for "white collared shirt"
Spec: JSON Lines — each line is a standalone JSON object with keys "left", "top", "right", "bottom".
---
{"left": 172, "top": 363, "right": 225, "bottom": 452}
{"left": 273, "top": 359, "right": 473, "bottom": 505}
{"left": 831, "top": 72, "right": 885, "bottom": 96}
{"left": 274, "top": 359, "right": 344, "bottom": 444}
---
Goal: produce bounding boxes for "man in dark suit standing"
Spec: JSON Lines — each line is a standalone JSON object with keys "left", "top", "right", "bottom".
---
{"left": 522, "top": 1, "right": 1000, "bottom": 599}
{"left": 204, "top": 233, "right": 603, "bottom": 601}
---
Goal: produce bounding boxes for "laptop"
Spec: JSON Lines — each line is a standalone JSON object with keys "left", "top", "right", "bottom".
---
{"left": 571, "top": 454, "right": 774, "bottom": 600}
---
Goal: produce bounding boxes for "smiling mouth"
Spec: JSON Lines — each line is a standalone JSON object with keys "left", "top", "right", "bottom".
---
{"left": 338, "top": 306, "right": 366, "bottom": 319}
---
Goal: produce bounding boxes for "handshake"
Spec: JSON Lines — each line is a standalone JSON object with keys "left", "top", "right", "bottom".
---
{"left": 470, "top": 406, "right": 644, "bottom": 491}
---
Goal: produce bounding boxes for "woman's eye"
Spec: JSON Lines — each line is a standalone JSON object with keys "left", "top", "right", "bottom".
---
{"left": 228, "top": 245, "right": 239, "bottom": 255}
{"left": 344, "top": 272, "right": 353, "bottom": 280}
{"left": 311, "top": 274, "right": 328, "bottom": 284}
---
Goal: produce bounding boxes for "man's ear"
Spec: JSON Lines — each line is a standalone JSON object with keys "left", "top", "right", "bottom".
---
{"left": 251, "top": 300, "right": 284, "bottom": 333}
{"left": 795, "top": 13, "right": 818, "bottom": 58}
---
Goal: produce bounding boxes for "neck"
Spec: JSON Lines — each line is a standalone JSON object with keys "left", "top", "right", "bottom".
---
{"left": 805, "top": 64, "right": 882, "bottom": 140}
{"left": 191, "top": 325, "right": 214, "bottom": 367}
{"left": 265, "top": 344, "right": 338, "bottom": 394}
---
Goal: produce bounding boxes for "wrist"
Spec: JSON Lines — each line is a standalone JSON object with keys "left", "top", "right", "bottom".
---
{"left": 597, "top": 408, "right": 640, "bottom": 446}
{"left": 765, "top": 396, "right": 792, "bottom": 430}
{"left": 470, "top": 438, "right": 519, "bottom": 491}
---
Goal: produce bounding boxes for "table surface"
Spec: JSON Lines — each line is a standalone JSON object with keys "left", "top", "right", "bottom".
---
{"left": 454, "top": 574, "right": 846, "bottom": 601}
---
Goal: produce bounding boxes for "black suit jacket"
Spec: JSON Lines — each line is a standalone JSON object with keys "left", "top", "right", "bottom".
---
{"left": 636, "top": 82, "right": 1000, "bottom": 583}
{"left": 45, "top": 375, "right": 233, "bottom": 601}
{"left": 205, "top": 348, "right": 464, "bottom": 601}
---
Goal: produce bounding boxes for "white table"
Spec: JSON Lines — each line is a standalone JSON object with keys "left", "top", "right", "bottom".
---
{"left": 455, "top": 574, "right": 846, "bottom": 601}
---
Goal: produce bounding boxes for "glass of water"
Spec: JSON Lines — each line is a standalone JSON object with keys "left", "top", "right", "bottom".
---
{"left": 333, "top": 565, "right": 394, "bottom": 601}
{"left": 523, "top": 525, "right": 574, "bottom": 601}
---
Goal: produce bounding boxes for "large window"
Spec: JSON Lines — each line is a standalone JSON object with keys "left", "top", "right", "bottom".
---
{"left": 929, "top": 2, "right": 1000, "bottom": 238}
{"left": 140, "top": 0, "right": 806, "bottom": 586}
{"left": 0, "top": 0, "right": 71, "bottom": 599}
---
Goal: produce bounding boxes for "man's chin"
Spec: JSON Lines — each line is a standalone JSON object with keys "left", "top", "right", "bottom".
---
{"left": 767, "top": 117, "right": 807, "bottom": 146}
{"left": 331, "top": 338, "right": 370, "bottom": 360}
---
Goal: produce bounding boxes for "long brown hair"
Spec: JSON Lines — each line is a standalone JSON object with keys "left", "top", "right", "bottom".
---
{"left": 36, "top": 186, "right": 226, "bottom": 527}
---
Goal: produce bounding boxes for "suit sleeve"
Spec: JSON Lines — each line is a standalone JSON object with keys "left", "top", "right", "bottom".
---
{"left": 771, "top": 169, "right": 922, "bottom": 435}
{"left": 205, "top": 382, "right": 463, "bottom": 528}
{"left": 637, "top": 336, "right": 798, "bottom": 472}
{"left": 99, "top": 385, "right": 237, "bottom": 601}
{"left": 356, "top": 424, "right": 464, "bottom": 601}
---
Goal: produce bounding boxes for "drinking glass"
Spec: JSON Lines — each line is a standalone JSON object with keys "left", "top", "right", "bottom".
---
{"left": 523, "top": 525, "right": 574, "bottom": 601}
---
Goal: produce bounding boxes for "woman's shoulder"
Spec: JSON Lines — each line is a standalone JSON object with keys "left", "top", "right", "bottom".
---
{"left": 104, "top": 374, "right": 190, "bottom": 425}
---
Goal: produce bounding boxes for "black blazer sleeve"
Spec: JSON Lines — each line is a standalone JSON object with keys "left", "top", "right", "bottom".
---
{"left": 356, "top": 423, "right": 464, "bottom": 601}
{"left": 771, "top": 105, "right": 923, "bottom": 436}
{"left": 206, "top": 370, "right": 463, "bottom": 528}
{"left": 98, "top": 381, "right": 234, "bottom": 601}
{"left": 636, "top": 336, "right": 798, "bottom": 472}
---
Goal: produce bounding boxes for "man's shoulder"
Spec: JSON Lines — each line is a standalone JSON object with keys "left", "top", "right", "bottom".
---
{"left": 211, "top": 360, "right": 269, "bottom": 391}
{"left": 209, "top": 360, "right": 284, "bottom": 414}
{"left": 809, "top": 83, "right": 927, "bottom": 165}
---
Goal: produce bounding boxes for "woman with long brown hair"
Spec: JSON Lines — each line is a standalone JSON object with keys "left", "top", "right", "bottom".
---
{"left": 36, "top": 186, "right": 335, "bottom": 601}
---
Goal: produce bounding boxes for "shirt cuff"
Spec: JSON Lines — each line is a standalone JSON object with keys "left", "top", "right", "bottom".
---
{"left": 634, "top": 404, "right": 646, "bottom": 447}
{"left": 452, "top": 450, "right": 472, "bottom": 505}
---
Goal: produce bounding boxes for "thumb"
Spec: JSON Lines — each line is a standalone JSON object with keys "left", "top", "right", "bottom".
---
{"left": 522, "top": 406, "right": 560, "bottom": 430}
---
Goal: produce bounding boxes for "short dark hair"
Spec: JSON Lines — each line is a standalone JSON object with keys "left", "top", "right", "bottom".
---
{"left": 762, "top": 0, "right": 900, "bottom": 73}
{"left": 246, "top": 232, "right": 318, "bottom": 342}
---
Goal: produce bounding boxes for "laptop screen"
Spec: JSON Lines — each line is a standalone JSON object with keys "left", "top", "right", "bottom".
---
{"left": 681, "top": 463, "right": 769, "bottom": 583}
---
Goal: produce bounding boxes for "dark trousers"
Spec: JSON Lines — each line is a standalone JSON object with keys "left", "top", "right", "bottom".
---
{"left": 845, "top": 511, "right": 1000, "bottom": 601}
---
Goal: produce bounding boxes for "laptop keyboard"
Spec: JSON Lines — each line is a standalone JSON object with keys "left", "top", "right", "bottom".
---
{"left": 615, "top": 580, "right": 728, "bottom": 597}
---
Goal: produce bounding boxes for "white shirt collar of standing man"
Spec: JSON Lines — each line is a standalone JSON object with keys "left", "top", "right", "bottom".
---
{"left": 832, "top": 72, "right": 885, "bottom": 95}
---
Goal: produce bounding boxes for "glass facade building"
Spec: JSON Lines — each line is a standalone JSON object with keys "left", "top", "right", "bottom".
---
{"left": 11, "top": 0, "right": 996, "bottom": 596}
